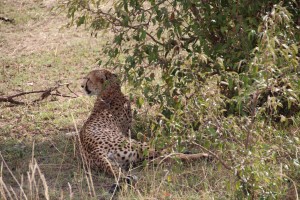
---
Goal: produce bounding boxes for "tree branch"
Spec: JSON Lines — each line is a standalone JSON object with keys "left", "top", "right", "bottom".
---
{"left": 93, "top": 8, "right": 164, "bottom": 46}
{"left": 0, "top": 83, "right": 77, "bottom": 106}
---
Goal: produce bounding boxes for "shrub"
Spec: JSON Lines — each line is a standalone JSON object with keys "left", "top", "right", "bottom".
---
{"left": 60, "top": 0, "right": 300, "bottom": 198}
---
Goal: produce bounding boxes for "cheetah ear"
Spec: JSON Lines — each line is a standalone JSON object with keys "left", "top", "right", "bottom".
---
{"left": 99, "top": 73, "right": 110, "bottom": 83}
{"left": 106, "top": 73, "right": 117, "bottom": 80}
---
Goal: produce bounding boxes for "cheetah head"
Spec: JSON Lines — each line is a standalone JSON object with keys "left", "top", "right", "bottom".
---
{"left": 81, "top": 69, "right": 119, "bottom": 96}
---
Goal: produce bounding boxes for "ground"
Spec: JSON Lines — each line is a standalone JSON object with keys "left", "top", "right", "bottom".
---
{"left": 0, "top": 0, "right": 231, "bottom": 199}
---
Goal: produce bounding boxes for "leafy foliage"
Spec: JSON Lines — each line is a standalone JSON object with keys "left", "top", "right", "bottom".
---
{"left": 61, "top": 0, "right": 300, "bottom": 198}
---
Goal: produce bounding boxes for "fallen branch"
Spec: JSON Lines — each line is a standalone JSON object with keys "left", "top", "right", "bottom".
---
{"left": 0, "top": 16, "right": 15, "bottom": 23}
{"left": 0, "top": 90, "right": 47, "bottom": 105}
{"left": 0, "top": 83, "right": 77, "bottom": 106}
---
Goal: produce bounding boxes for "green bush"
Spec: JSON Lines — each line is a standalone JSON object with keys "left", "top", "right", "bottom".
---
{"left": 61, "top": 0, "right": 299, "bottom": 198}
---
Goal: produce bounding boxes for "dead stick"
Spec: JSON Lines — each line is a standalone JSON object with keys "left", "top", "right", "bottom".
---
{"left": 0, "top": 83, "right": 76, "bottom": 105}
{"left": 0, "top": 97, "right": 25, "bottom": 105}
{"left": 192, "top": 142, "right": 232, "bottom": 171}
{"left": 66, "top": 84, "right": 79, "bottom": 97}
{"left": 0, "top": 16, "right": 14, "bottom": 23}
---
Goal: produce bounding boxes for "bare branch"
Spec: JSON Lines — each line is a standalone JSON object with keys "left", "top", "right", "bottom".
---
{"left": 0, "top": 83, "right": 77, "bottom": 106}
{"left": 0, "top": 97, "right": 25, "bottom": 105}
{"left": 192, "top": 142, "right": 232, "bottom": 171}
{"left": 66, "top": 84, "right": 79, "bottom": 97}
{"left": 0, "top": 16, "right": 14, "bottom": 23}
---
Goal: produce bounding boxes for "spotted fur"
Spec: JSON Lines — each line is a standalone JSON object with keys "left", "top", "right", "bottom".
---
{"left": 79, "top": 69, "right": 150, "bottom": 178}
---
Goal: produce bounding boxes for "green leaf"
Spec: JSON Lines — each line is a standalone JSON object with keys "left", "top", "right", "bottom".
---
{"left": 136, "top": 97, "right": 144, "bottom": 108}
{"left": 157, "top": 27, "right": 163, "bottom": 39}
{"left": 76, "top": 15, "right": 85, "bottom": 26}
{"left": 140, "top": 29, "right": 146, "bottom": 41}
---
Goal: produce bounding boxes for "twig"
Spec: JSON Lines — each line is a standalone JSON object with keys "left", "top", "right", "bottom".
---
{"left": 0, "top": 83, "right": 77, "bottom": 106}
{"left": 88, "top": 7, "right": 164, "bottom": 46}
{"left": 279, "top": 173, "right": 299, "bottom": 200}
{"left": 52, "top": 93, "right": 77, "bottom": 98}
{"left": 32, "top": 86, "right": 60, "bottom": 103}
{"left": 0, "top": 16, "right": 14, "bottom": 24}
{"left": 192, "top": 142, "right": 232, "bottom": 171}
{"left": 0, "top": 97, "right": 24, "bottom": 105}
{"left": 66, "top": 84, "right": 79, "bottom": 97}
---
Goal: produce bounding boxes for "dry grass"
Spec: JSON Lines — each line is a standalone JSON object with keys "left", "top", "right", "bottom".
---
{"left": 0, "top": 0, "right": 114, "bottom": 199}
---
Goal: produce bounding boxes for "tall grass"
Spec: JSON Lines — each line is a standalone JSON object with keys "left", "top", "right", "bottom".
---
{"left": 0, "top": 140, "right": 100, "bottom": 200}
{"left": 0, "top": 143, "right": 50, "bottom": 200}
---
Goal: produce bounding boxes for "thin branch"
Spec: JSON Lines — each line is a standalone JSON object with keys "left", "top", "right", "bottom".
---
{"left": 190, "top": 4, "right": 202, "bottom": 24}
{"left": 66, "top": 84, "right": 79, "bottom": 97}
{"left": 136, "top": 26, "right": 164, "bottom": 45}
{"left": 92, "top": 8, "right": 164, "bottom": 46}
{"left": 5, "top": 90, "right": 51, "bottom": 99}
{"left": 0, "top": 83, "right": 77, "bottom": 106}
{"left": 0, "top": 16, "right": 14, "bottom": 23}
{"left": 0, "top": 97, "right": 25, "bottom": 105}
{"left": 142, "top": 0, "right": 167, "bottom": 12}
{"left": 52, "top": 93, "right": 77, "bottom": 99}
{"left": 192, "top": 142, "right": 232, "bottom": 171}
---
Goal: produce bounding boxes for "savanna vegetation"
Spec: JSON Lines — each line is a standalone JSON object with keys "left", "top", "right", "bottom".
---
{"left": 1, "top": 0, "right": 299, "bottom": 199}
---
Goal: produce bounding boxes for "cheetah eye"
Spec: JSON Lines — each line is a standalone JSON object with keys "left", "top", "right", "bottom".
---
{"left": 99, "top": 78, "right": 105, "bottom": 84}
{"left": 81, "top": 85, "right": 84, "bottom": 88}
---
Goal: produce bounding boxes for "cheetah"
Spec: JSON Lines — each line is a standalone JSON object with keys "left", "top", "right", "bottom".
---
{"left": 80, "top": 69, "right": 132, "bottom": 136}
{"left": 79, "top": 69, "right": 210, "bottom": 192}
{"left": 79, "top": 69, "right": 150, "bottom": 184}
